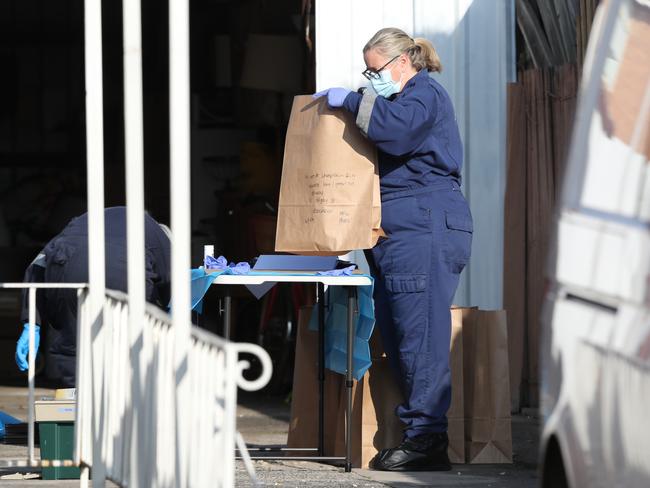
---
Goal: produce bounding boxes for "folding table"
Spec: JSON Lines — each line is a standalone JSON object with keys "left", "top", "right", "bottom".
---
{"left": 210, "top": 271, "right": 372, "bottom": 472}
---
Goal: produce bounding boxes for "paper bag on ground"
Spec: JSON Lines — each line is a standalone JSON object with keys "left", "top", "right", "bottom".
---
{"left": 448, "top": 308, "right": 467, "bottom": 463}
{"left": 287, "top": 306, "right": 342, "bottom": 454}
{"left": 275, "top": 95, "right": 381, "bottom": 253}
{"left": 333, "top": 318, "right": 465, "bottom": 467}
{"left": 332, "top": 357, "right": 404, "bottom": 468}
{"left": 289, "top": 312, "right": 465, "bottom": 467}
{"left": 463, "top": 309, "right": 513, "bottom": 463}
{"left": 288, "top": 308, "right": 393, "bottom": 464}
{"left": 329, "top": 329, "right": 401, "bottom": 468}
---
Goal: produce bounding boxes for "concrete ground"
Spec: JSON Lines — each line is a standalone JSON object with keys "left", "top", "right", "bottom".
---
{"left": 0, "top": 386, "right": 539, "bottom": 487}
{"left": 234, "top": 394, "right": 539, "bottom": 488}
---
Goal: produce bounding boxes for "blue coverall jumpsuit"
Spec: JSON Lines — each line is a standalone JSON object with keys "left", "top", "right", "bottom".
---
{"left": 21, "top": 207, "right": 171, "bottom": 387}
{"left": 342, "top": 69, "right": 473, "bottom": 438}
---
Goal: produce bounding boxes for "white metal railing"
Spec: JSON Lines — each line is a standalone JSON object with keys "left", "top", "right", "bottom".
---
{"left": 0, "top": 282, "right": 86, "bottom": 470}
{"left": 76, "top": 0, "right": 248, "bottom": 483}
{"left": 75, "top": 288, "right": 272, "bottom": 487}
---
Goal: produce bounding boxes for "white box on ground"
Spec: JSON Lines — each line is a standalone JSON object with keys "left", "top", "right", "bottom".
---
{"left": 35, "top": 400, "right": 76, "bottom": 422}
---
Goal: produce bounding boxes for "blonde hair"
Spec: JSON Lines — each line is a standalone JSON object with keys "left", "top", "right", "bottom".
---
{"left": 363, "top": 27, "right": 442, "bottom": 73}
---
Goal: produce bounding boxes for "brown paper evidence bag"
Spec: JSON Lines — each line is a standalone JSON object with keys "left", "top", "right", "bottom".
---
{"left": 287, "top": 306, "right": 513, "bottom": 467}
{"left": 275, "top": 95, "right": 382, "bottom": 254}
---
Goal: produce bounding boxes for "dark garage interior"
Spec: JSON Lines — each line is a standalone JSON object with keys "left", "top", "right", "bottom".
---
{"left": 0, "top": 0, "right": 315, "bottom": 389}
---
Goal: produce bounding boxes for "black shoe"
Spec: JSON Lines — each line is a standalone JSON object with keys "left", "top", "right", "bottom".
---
{"left": 369, "top": 432, "right": 452, "bottom": 471}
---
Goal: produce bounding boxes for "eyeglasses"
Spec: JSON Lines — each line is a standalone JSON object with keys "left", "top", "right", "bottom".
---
{"left": 362, "top": 55, "right": 400, "bottom": 80}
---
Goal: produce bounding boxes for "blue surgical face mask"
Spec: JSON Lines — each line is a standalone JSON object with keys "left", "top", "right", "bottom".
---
{"left": 370, "top": 69, "right": 401, "bottom": 98}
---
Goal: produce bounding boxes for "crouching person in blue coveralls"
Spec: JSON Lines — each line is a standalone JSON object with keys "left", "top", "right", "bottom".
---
{"left": 15, "top": 207, "right": 171, "bottom": 388}
{"left": 315, "top": 28, "right": 473, "bottom": 471}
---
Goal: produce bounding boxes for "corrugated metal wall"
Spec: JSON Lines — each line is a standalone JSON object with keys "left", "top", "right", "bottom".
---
{"left": 316, "top": 0, "right": 515, "bottom": 308}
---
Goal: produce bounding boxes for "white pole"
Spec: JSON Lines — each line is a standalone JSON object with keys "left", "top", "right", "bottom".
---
{"left": 84, "top": 0, "right": 106, "bottom": 484}
{"left": 27, "top": 287, "right": 36, "bottom": 465}
{"left": 84, "top": 0, "right": 106, "bottom": 312}
{"left": 123, "top": 0, "right": 146, "bottom": 486}
{"left": 169, "top": 0, "right": 191, "bottom": 321}
{"left": 170, "top": 0, "right": 191, "bottom": 485}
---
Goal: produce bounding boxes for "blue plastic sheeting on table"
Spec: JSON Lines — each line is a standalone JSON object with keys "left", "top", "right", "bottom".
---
{"left": 191, "top": 267, "right": 220, "bottom": 313}
{"left": 191, "top": 266, "right": 372, "bottom": 324}
{"left": 309, "top": 279, "right": 375, "bottom": 381}
{"left": 191, "top": 256, "right": 253, "bottom": 312}
{"left": 0, "top": 411, "right": 22, "bottom": 438}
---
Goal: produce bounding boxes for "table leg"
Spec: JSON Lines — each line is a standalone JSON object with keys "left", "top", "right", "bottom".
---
{"left": 223, "top": 286, "right": 232, "bottom": 340}
{"left": 346, "top": 286, "right": 357, "bottom": 473}
{"left": 317, "top": 282, "right": 325, "bottom": 457}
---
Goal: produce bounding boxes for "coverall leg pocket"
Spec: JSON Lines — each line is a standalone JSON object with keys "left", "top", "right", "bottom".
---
{"left": 384, "top": 273, "right": 429, "bottom": 395}
{"left": 442, "top": 211, "right": 473, "bottom": 274}
{"left": 384, "top": 274, "right": 428, "bottom": 337}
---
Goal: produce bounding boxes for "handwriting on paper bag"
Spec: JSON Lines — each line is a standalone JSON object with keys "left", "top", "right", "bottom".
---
{"left": 302, "top": 172, "right": 358, "bottom": 206}
{"left": 297, "top": 171, "right": 359, "bottom": 227}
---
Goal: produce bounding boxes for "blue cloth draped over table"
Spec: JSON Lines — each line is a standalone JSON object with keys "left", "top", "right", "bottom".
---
{"left": 191, "top": 256, "right": 251, "bottom": 312}
{"left": 309, "top": 279, "right": 375, "bottom": 381}
{"left": 190, "top": 256, "right": 375, "bottom": 380}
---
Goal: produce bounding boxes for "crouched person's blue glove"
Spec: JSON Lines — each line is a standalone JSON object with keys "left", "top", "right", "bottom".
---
{"left": 15, "top": 323, "right": 40, "bottom": 372}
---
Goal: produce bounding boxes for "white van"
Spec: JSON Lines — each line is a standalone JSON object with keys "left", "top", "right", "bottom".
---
{"left": 540, "top": 0, "right": 650, "bottom": 487}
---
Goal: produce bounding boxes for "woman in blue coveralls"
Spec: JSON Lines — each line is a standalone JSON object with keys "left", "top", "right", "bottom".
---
{"left": 315, "top": 28, "right": 473, "bottom": 471}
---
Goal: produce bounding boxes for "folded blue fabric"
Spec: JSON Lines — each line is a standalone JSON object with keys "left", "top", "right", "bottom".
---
{"left": 316, "top": 265, "right": 356, "bottom": 276}
{"left": 309, "top": 278, "right": 374, "bottom": 380}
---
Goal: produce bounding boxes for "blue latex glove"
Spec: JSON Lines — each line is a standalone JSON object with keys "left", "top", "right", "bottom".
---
{"left": 316, "top": 265, "right": 356, "bottom": 277}
{"left": 229, "top": 261, "right": 251, "bottom": 275}
{"left": 204, "top": 255, "right": 251, "bottom": 275}
{"left": 15, "top": 323, "right": 40, "bottom": 372}
{"left": 205, "top": 255, "right": 227, "bottom": 270}
{"left": 313, "top": 88, "right": 351, "bottom": 108}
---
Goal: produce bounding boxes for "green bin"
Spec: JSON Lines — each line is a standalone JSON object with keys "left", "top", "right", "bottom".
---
{"left": 38, "top": 422, "right": 80, "bottom": 480}
{"left": 35, "top": 398, "right": 80, "bottom": 480}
